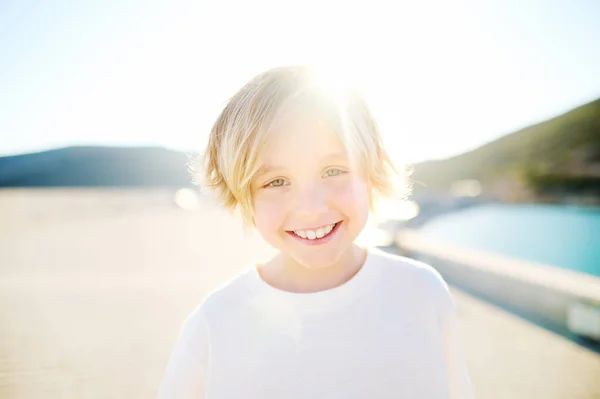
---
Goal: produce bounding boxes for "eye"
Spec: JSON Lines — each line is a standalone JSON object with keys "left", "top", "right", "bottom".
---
{"left": 266, "top": 178, "right": 286, "bottom": 188}
{"left": 324, "top": 168, "right": 343, "bottom": 177}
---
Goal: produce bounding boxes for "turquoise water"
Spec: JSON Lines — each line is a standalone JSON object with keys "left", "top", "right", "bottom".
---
{"left": 418, "top": 203, "right": 600, "bottom": 278}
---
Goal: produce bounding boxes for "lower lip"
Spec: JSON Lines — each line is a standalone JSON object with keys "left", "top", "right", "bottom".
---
{"left": 286, "top": 221, "right": 342, "bottom": 246}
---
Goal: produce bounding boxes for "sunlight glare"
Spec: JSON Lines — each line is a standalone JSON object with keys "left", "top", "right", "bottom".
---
{"left": 174, "top": 188, "right": 200, "bottom": 211}
{"left": 374, "top": 199, "right": 420, "bottom": 222}
{"left": 355, "top": 225, "right": 394, "bottom": 247}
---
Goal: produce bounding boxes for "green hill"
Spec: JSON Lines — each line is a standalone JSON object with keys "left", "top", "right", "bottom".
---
{"left": 411, "top": 98, "right": 600, "bottom": 203}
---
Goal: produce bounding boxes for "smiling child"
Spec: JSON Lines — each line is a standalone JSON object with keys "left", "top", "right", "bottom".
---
{"left": 158, "top": 66, "right": 474, "bottom": 399}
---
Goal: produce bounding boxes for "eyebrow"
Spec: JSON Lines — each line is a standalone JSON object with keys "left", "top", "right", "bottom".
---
{"left": 254, "top": 152, "right": 347, "bottom": 178}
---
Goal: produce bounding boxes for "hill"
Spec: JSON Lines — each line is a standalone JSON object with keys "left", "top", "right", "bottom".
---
{"left": 0, "top": 146, "right": 194, "bottom": 187}
{"left": 2, "top": 98, "right": 599, "bottom": 199}
{"left": 411, "top": 98, "right": 600, "bottom": 203}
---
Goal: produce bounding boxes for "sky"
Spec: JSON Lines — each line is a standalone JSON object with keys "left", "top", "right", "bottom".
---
{"left": 1, "top": 0, "right": 600, "bottom": 163}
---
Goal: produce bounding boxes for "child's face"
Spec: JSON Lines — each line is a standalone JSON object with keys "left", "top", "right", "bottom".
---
{"left": 250, "top": 109, "right": 370, "bottom": 270}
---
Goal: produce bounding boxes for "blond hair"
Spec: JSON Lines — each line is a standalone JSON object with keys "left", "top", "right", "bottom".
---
{"left": 190, "top": 66, "right": 411, "bottom": 227}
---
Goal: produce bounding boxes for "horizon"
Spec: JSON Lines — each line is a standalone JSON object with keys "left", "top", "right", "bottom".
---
{"left": 2, "top": 1, "right": 600, "bottom": 163}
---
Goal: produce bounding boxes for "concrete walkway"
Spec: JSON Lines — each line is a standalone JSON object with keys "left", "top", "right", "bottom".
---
{"left": 452, "top": 287, "right": 600, "bottom": 398}
{"left": 1, "top": 197, "right": 599, "bottom": 398}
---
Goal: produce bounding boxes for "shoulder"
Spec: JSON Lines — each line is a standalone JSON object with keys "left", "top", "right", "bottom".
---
{"left": 184, "top": 267, "right": 256, "bottom": 327}
{"left": 369, "top": 247, "right": 449, "bottom": 292}
{"left": 369, "top": 247, "right": 453, "bottom": 310}
{"left": 369, "top": 247, "right": 455, "bottom": 323}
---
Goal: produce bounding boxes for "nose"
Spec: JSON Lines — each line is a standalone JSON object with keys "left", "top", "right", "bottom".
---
{"left": 293, "top": 183, "right": 329, "bottom": 220}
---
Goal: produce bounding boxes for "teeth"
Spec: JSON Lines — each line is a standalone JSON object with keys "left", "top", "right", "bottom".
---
{"left": 293, "top": 223, "right": 336, "bottom": 240}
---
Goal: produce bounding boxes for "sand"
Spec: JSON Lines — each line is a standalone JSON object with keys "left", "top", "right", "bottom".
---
{"left": 1, "top": 189, "right": 599, "bottom": 398}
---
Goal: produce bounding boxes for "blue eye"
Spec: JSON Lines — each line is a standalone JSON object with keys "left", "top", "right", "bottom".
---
{"left": 267, "top": 178, "right": 286, "bottom": 187}
{"left": 324, "top": 168, "right": 343, "bottom": 177}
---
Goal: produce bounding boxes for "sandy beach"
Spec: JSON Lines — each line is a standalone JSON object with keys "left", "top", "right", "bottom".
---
{"left": 1, "top": 189, "right": 599, "bottom": 398}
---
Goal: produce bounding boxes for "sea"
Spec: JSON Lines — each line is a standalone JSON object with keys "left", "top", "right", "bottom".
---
{"left": 418, "top": 203, "right": 600, "bottom": 278}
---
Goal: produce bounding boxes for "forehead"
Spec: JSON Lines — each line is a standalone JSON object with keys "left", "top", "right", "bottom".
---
{"left": 260, "top": 107, "right": 347, "bottom": 163}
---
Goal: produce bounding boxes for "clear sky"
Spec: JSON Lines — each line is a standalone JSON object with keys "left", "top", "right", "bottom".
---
{"left": 1, "top": 0, "right": 600, "bottom": 163}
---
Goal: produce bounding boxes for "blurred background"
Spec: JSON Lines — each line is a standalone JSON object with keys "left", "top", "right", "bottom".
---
{"left": 1, "top": 0, "right": 600, "bottom": 398}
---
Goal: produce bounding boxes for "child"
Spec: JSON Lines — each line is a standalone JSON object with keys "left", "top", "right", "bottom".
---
{"left": 158, "top": 66, "right": 473, "bottom": 398}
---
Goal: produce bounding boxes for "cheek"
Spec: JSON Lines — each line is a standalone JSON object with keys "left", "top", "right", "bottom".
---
{"left": 252, "top": 193, "right": 287, "bottom": 232}
{"left": 329, "top": 178, "right": 370, "bottom": 215}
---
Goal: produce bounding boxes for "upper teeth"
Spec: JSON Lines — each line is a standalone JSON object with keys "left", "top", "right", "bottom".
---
{"left": 293, "top": 223, "right": 336, "bottom": 239}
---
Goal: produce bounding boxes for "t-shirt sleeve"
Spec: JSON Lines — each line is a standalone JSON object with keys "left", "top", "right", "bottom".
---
{"left": 429, "top": 268, "right": 475, "bottom": 399}
{"left": 157, "top": 308, "right": 210, "bottom": 399}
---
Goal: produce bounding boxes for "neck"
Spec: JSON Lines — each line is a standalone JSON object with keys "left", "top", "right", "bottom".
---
{"left": 258, "top": 244, "right": 367, "bottom": 293}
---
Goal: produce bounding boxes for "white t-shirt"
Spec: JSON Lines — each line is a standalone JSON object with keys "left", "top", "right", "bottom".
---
{"left": 158, "top": 247, "right": 474, "bottom": 398}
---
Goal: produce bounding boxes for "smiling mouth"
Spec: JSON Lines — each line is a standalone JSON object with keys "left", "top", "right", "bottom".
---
{"left": 286, "top": 221, "right": 342, "bottom": 241}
